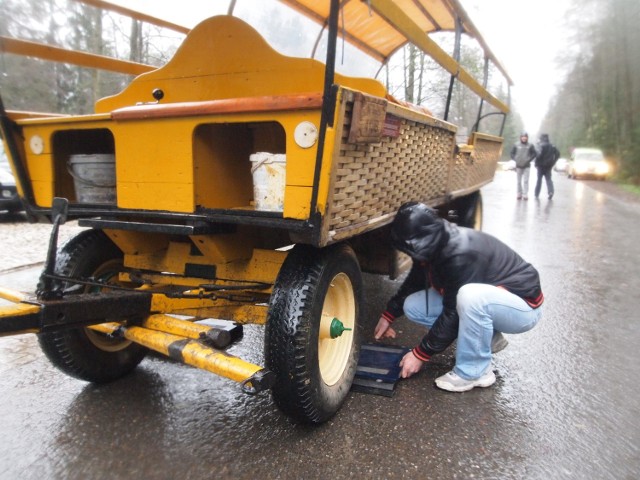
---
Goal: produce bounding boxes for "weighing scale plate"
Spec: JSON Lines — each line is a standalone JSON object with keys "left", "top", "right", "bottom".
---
{"left": 351, "top": 343, "right": 409, "bottom": 397}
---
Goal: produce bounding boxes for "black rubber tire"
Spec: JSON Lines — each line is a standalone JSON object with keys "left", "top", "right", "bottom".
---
{"left": 265, "top": 243, "right": 362, "bottom": 424}
{"left": 37, "top": 230, "right": 147, "bottom": 383}
{"left": 451, "top": 191, "right": 483, "bottom": 230}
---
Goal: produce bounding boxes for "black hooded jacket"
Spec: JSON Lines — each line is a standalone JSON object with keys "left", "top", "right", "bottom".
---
{"left": 386, "top": 203, "right": 543, "bottom": 357}
{"left": 535, "top": 134, "right": 560, "bottom": 170}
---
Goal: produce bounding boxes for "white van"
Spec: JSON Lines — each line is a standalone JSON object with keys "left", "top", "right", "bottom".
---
{"left": 567, "top": 148, "right": 609, "bottom": 180}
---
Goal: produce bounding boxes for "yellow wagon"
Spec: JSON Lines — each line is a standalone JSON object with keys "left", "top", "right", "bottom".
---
{"left": 0, "top": 0, "right": 511, "bottom": 423}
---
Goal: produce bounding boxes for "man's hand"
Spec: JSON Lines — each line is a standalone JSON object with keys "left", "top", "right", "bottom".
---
{"left": 374, "top": 316, "right": 396, "bottom": 340}
{"left": 399, "top": 351, "right": 424, "bottom": 378}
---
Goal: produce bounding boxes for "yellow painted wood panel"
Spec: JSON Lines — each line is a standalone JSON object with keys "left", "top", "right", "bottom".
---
{"left": 117, "top": 181, "right": 194, "bottom": 211}
{"left": 95, "top": 16, "right": 385, "bottom": 112}
{"left": 283, "top": 185, "right": 311, "bottom": 219}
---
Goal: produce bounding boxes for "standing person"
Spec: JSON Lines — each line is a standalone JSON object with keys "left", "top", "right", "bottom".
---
{"left": 534, "top": 133, "right": 560, "bottom": 199}
{"left": 510, "top": 132, "right": 537, "bottom": 200}
{"left": 374, "top": 202, "right": 544, "bottom": 392}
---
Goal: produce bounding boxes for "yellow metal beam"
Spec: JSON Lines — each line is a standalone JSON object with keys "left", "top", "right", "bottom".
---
{"left": 91, "top": 315, "right": 237, "bottom": 346}
{"left": 0, "top": 287, "right": 28, "bottom": 304}
{"left": 368, "top": 0, "right": 509, "bottom": 114}
{"left": 148, "top": 294, "right": 269, "bottom": 325}
{"left": 90, "top": 321, "right": 271, "bottom": 389}
{"left": 0, "top": 302, "right": 41, "bottom": 337}
{"left": 0, "top": 36, "right": 154, "bottom": 76}
{"left": 116, "top": 271, "right": 272, "bottom": 324}
{"left": 144, "top": 314, "right": 217, "bottom": 340}
{"left": 142, "top": 314, "right": 237, "bottom": 348}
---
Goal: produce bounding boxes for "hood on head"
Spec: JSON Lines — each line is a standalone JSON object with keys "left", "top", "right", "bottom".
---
{"left": 390, "top": 202, "right": 448, "bottom": 262}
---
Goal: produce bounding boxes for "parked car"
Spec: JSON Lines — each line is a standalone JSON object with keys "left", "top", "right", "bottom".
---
{"left": 497, "top": 159, "right": 516, "bottom": 171}
{"left": 567, "top": 148, "right": 609, "bottom": 180}
{"left": 0, "top": 145, "right": 24, "bottom": 213}
{"left": 554, "top": 157, "right": 568, "bottom": 173}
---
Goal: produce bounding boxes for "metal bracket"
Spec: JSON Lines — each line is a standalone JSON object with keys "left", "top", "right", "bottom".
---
{"left": 36, "top": 198, "right": 69, "bottom": 300}
{"left": 241, "top": 369, "right": 276, "bottom": 395}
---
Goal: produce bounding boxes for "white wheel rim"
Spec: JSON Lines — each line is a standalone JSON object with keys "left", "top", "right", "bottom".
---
{"left": 473, "top": 200, "right": 483, "bottom": 230}
{"left": 318, "top": 272, "right": 355, "bottom": 386}
{"left": 85, "top": 260, "right": 133, "bottom": 352}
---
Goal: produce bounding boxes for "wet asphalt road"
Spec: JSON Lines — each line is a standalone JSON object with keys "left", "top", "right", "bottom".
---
{"left": 0, "top": 171, "right": 639, "bottom": 480}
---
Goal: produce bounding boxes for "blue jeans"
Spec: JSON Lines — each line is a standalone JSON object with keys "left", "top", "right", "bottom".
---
{"left": 535, "top": 168, "right": 554, "bottom": 197}
{"left": 403, "top": 284, "right": 542, "bottom": 380}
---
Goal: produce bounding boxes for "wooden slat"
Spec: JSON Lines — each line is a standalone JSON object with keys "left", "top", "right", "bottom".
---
{"left": 111, "top": 93, "right": 324, "bottom": 121}
{"left": 0, "top": 36, "right": 154, "bottom": 75}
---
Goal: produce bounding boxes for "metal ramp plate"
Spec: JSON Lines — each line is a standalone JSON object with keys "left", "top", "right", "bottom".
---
{"left": 351, "top": 343, "right": 409, "bottom": 397}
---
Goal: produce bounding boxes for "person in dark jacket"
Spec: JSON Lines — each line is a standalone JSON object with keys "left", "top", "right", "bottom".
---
{"left": 534, "top": 133, "right": 560, "bottom": 199}
{"left": 374, "top": 202, "right": 544, "bottom": 392}
{"left": 510, "top": 132, "right": 537, "bottom": 200}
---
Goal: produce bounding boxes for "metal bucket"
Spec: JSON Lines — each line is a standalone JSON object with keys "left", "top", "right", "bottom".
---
{"left": 250, "top": 152, "right": 286, "bottom": 212}
{"left": 68, "top": 154, "right": 116, "bottom": 204}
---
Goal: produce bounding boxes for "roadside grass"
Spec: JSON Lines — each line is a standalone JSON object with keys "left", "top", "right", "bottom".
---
{"left": 619, "top": 183, "right": 640, "bottom": 197}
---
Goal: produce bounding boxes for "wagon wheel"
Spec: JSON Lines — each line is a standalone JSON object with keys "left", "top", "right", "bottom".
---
{"left": 38, "top": 230, "right": 147, "bottom": 383}
{"left": 265, "top": 243, "right": 362, "bottom": 424}
{"left": 451, "top": 191, "right": 483, "bottom": 230}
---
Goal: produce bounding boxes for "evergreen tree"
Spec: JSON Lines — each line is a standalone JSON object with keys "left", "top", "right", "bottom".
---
{"left": 542, "top": 0, "right": 640, "bottom": 182}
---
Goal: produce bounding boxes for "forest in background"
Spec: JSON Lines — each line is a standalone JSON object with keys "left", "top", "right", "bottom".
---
{"left": 0, "top": 0, "right": 179, "bottom": 114}
{"left": 0, "top": 0, "right": 510, "bottom": 145}
{"left": 6, "top": 0, "right": 637, "bottom": 183}
{"left": 383, "top": 37, "right": 512, "bottom": 144}
{"left": 541, "top": 0, "right": 639, "bottom": 182}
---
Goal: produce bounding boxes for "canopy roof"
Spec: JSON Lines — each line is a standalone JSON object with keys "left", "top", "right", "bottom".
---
{"left": 281, "top": 1, "right": 506, "bottom": 72}
{"left": 279, "top": 0, "right": 511, "bottom": 112}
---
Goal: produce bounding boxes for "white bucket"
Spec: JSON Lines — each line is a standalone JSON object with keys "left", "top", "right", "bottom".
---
{"left": 68, "top": 154, "right": 116, "bottom": 204}
{"left": 250, "top": 152, "right": 286, "bottom": 212}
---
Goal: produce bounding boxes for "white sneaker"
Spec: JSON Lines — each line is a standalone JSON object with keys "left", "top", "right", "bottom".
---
{"left": 435, "top": 369, "right": 496, "bottom": 392}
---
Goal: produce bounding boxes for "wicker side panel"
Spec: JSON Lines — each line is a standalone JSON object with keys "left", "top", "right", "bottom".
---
{"left": 468, "top": 136, "right": 502, "bottom": 188}
{"left": 450, "top": 149, "right": 473, "bottom": 193}
{"left": 325, "top": 102, "right": 455, "bottom": 242}
{"left": 450, "top": 135, "right": 503, "bottom": 193}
